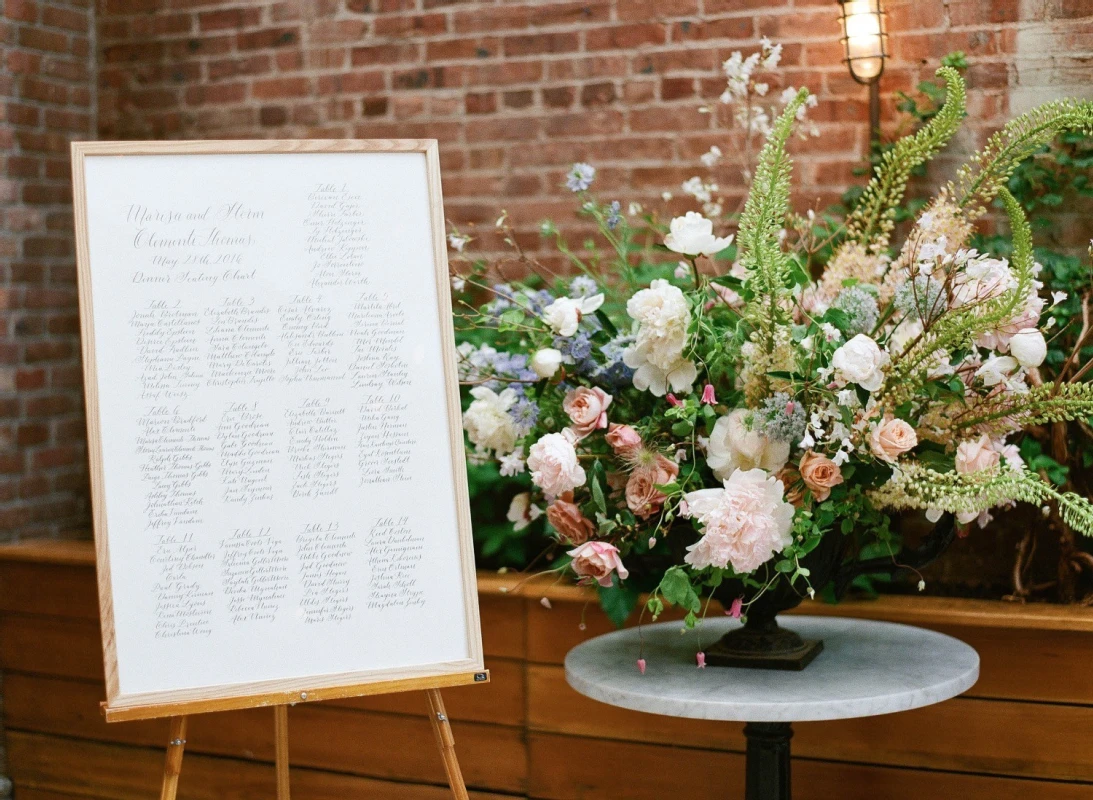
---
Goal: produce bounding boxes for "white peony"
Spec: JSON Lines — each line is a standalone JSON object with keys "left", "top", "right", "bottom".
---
{"left": 530, "top": 348, "right": 564, "bottom": 378}
{"left": 831, "top": 334, "right": 889, "bottom": 392}
{"left": 705, "top": 409, "right": 790, "bottom": 481}
{"left": 462, "top": 386, "right": 519, "bottom": 455}
{"left": 622, "top": 279, "right": 697, "bottom": 396}
{"left": 681, "top": 469, "right": 795, "bottom": 574}
{"left": 975, "top": 354, "right": 1019, "bottom": 387}
{"left": 1009, "top": 328, "right": 1046, "bottom": 368}
{"left": 542, "top": 294, "right": 604, "bottom": 337}
{"left": 527, "top": 431, "right": 586, "bottom": 497}
{"left": 664, "top": 211, "right": 735, "bottom": 257}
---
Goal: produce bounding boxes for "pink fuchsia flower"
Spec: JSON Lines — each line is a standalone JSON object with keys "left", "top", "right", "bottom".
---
{"left": 701, "top": 383, "right": 716, "bottom": 405}
{"left": 637, "top": 658, "right": 647, "bottom": 675}
{"left": 666, "top": 393, "right": 682, "bottom": 407}
{"left": 696, "top": 651, "right": 706, "bottom": 669}
{"left": 605, "top": 423, "right": 642, "bottom": 455}
{"left": 563, "top": 386, "right": 613, "bottom": 439}
{"left": 567, "top": 541, "right": 629, "bottom": 588}
{"left": 728, "top": 597, "right": 743, "bottom": 619}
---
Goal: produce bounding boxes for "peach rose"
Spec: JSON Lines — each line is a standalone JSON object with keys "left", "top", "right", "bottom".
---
{"left": 567, "top": 541, "right": 629, "bottom": 587}
{"left": 605, "top": 423, "right": 642, "bottom": 455}
{"left": 869, "top": 417, "right": 918, "bottom": 463}
{"left": 775, "top": 466, "right": 806, "bottom": 508}
{"left": 546, "top": 495, "right": 596, "bottom": 545}
{"left": 563, "top": 386, "right": 613, "bottom": 439}
{"left": 955, "top": 435, "right": 1000, "bottom": 475}
{"left": 625, "top": 454, "right": 679, "bottom": 519}
{"left": 798, "top": 450, "right": 844, "bottom": 502}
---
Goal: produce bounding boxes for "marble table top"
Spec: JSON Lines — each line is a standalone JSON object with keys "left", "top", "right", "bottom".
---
{"left": 565, "top": 615, "right": 979, "bottom": 723}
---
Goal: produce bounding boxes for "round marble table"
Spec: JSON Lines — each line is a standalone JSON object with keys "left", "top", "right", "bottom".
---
{"left": 565, "top": 616, "right": 979, "bottom": 800}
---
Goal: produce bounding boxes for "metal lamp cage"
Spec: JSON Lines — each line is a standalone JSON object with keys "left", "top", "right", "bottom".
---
{"left": 838, "top": 0, "right": 889, "bottom": 85}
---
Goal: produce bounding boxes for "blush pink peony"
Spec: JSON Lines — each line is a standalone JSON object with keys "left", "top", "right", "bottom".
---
{"left": 567, "top": 541, "right": 629, "bottom": 587}
{"left": 681, "top": 468, "right": 795, "bottom": 574}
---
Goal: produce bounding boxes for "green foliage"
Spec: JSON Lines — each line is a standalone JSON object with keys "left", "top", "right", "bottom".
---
{"left": 950, "top": 98, "right": 1093, "bottom": 219}
{"left": 597, "top": 577, "right": 640, "bottom": 628}
{"left": 845, "top": 66, "right": 967, "bottom": 251}
{"left": 952, "top": 381, "right": 1093, "bottom": 435}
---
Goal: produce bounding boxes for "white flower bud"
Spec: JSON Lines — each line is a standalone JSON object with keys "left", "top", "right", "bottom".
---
{"left": 530, "top": 348, "right": 564, "bottom": 378}
{"left": 1009, "top": 328, "right": 1047, "bottom": 368}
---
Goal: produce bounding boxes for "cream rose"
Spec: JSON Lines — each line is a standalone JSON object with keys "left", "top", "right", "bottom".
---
{"left": 1009, "top": 328, "right": 1047, "bottom": 368}
{"left": 975, "top": 354, "right": 1020, "bottom": 387}
{"left": 869, "top": 417, "right": 918, "bottom": 463}
{"left": 563, "top": 386, "right": 613, "bottom": 439}
{"left": 705, "top": 409, "right": 790, "bottom": 481}
{"left": 567, "top": 541, "right": 629, "bottom": 587}
{"left": 664, "top": 211, "right": 734, "bottom": 257}
{"left": 798, "top": 450, "right": 844, "bottom": 502}
{"left": 530, "top": 347, "right": 564, "bottom": 378}
{"left": 682, "top": 469, "right": 795, "bottom": 574}
{"left": 625, "top": 455, "right": 679, "bottom": 519}
{"left": 831, "top": 334, "right": 889, "bottom": 392}
{"left": 527, "top": 431, "right": 586, "bottom": 497}
{"left": 462, "top": 386, "right": 519, "bottom": 455}
{"left": 956, "top": 434, "right": 1000, "bottom": 474}
{"left": 543, "top": 294, "right": 604, "bottom": 337}
{"left": 546, "top": 495, "right": 596, "bottom": 545}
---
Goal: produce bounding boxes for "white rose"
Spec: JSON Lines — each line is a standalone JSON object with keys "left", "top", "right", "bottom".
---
{"left": 543, "top": 294, "right": 604, "bottom": 337}
{"left": 527, "top": 431, "right": 586, "bottom": 497}
{"left": 664, "top": 211, "right": 734, "bottom": 257}
{"left": 530, "top": 348, "right": 564, "bottom": 378}
{"left": 831, "top": 334, "right": 889, "bottom": 392}
{"left": 705, "top": 409, "right": 790, "bottom": 481}
{"left": 462, "top": 387, "right": 519, "bottom": 455}
{"left": 975, "top": 354, "right": 1019, "bottom": 387}
{"left": 1009, "top": 328, "right": 1046, "bottom": 368}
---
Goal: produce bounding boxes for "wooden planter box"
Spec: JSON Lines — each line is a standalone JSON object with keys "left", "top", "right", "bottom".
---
{"left": 2, "top": 541, "right": 1093, "bottom": 799}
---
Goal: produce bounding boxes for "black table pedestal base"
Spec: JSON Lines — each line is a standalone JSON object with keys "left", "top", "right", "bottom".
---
{"left": 744, "top": 722, "right": 792, "bottom": 800}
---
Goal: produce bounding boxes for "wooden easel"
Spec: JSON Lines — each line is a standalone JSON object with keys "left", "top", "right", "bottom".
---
{"left": 158, "top": 688, "right": 469, "bottom": 800}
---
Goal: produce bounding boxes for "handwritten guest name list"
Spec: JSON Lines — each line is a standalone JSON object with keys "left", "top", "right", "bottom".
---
{"left": 82, "top": 151, "right": 471, "bottom": 696}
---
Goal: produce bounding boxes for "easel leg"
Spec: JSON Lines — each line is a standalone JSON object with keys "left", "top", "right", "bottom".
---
{"left": 425, "top": 689, "right": 469, "bottom": 800}
{"left": 274, "top": 705, "right": 291, "bottom": 800}
{"left": 159, "top": 716, "right": 188, "bottom": 800}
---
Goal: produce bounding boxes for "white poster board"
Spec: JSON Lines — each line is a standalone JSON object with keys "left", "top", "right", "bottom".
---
{"left": 71, "top": 140, "right": 484, "bottom": 722}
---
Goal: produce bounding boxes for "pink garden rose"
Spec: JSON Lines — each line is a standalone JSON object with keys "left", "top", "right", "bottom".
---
{"left": 527, "top": 431, "right": 586, "bottom": 497}
{"left": 798, "top": 450, "right": 844, "bottom": 502}
{"left": 868, "top": 417, "right": 918, "bottom": 463}
{"left": 625, "top": 455, "right": 679, "bottom": 519}
{"left": 546, "top": 494, "right": 596, "bottom": 545}
{"left": 682, "top": 469, "right": 795, "bottom": 574}
{"left": 567, "top": 541, "right": 629, "bottom": 587}
{"left": 563, "top": 386, "right": 612, "bottom": 439}
{"left": 956, "top": 435, "right": 1000, "bottom": 474}
{"left": 605, "top": 423, "right": 642, "bottom": 455}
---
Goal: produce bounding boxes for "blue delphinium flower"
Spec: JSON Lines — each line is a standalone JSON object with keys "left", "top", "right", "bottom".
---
{"left": 595, "top": 336, "right": 636, "bottom": 388}
{"left": 524, "top": 288, "right": 555, "bottom": 315}
{"left": 568, "top": 276, "right": 598, "bottom": 298}
{"left": 606, "top": 200, "right": 622, "bottom": 230}
{"left": 508, "top": 397, "right": 540, "bottom": 436}
{"left": 554, "top": 332, "right": 593, "bottom": 364}
{"left": 565, "top": 162, "right": 596, "bottom": 192}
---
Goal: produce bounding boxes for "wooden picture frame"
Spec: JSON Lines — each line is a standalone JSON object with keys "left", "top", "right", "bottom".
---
{"left": 70, "top": 140, "right": 486, "bottom": 723}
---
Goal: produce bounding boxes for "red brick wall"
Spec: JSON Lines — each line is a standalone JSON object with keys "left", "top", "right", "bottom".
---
{"left": 1, "top": 0, "right": 1093, "bottom": 545}
{"left": 94, "top": 0, "right": 1093, "bottom": 252}
{"left": 1, "top": 0, "right": 94, "bottom": 543}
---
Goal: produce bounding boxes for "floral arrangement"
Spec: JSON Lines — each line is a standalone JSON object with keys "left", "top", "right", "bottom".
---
{"left": 452, "top": 57, "right": 1093, "bottom": 629}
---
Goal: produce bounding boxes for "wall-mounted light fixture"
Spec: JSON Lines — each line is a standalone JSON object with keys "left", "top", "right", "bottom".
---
{"left": 838, "top": 0, "right": 888, "bottom": 142}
